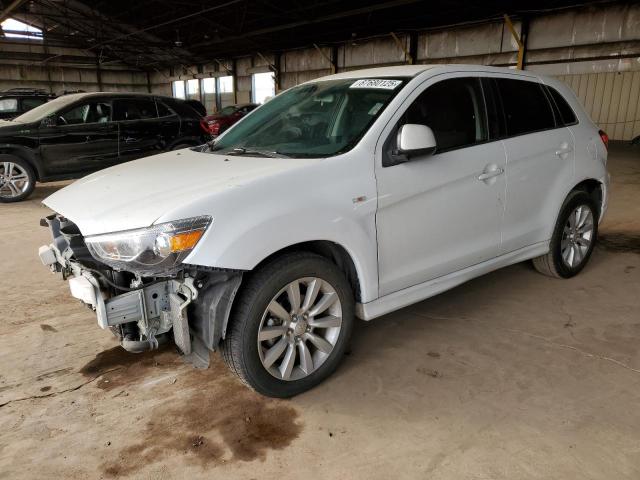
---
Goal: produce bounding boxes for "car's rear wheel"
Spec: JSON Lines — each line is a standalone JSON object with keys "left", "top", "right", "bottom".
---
{"left": 533, "top": 190, "right": 598, "bottom": 278}
{"left": 0, "top": 156, "right": 36, "bottom": 203}
{"left": 221, "top": 252, "right": 354, "bottom": 397}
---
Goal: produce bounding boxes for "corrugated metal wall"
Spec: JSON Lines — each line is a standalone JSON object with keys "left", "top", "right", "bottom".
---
{"left": 558, "top": 71, "right": 640, "bottom": 140}
{"left": 149, "top": 3, "right": 640, "bottom": 121}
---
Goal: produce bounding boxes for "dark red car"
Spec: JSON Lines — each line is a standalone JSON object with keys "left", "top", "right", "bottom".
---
{"left": 202, "top": 103, "right": 258, "bottom": 136}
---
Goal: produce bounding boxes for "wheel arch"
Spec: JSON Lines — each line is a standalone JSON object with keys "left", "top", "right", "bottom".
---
{"left": 0, "top": 148, "right": 42, "bottom": 180}
{"left": 251, "top": 240, "right": 362, "bottom": 302}
{"left": 192, "top": 241, "right": 362, "bottom": 354}
{"left": 570, "top": 178, "right": 604, "bottom": 218}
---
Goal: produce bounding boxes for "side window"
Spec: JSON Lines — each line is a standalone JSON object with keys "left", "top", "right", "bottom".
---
{"left": 156, "top": 100, "right": 174, "bottom": 118}
{"left": 59, "top": 101, "right": 112, "bottom": 125}
{"left": 113, "top": 98, "right": 158, "bottom": 121}
{"left": 547, "top": 86, "right": 577, "bottom": 125}
{"left": 481, "top": 78, "right": 506, "bottom": 139}
{"left": 496, "top": 79, "right": 555, "bottom": 136}
{"left": 401, "top": 77, "right": 487, "bottom": 151}
{"left": 22, "top": 97, "right": 47, "bottom": 111}
{"left": 0, "top": 98, "right": 18, "bottom": 112}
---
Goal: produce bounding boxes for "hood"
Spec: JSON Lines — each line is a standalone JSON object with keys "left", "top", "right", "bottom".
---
{"left": 0, "top": 119, "right": 30, "bottom": 131}
{"left": 43, "top": 149, "right": 310, "bottom": 236}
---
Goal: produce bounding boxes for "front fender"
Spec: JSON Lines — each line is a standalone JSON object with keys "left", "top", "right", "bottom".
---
{"left": 185, "top": 205, "right": 379, "bottom": 303}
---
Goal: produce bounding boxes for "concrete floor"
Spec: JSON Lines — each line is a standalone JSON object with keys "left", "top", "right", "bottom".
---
{"left": 0, "top": 144, "right": 639, "bottom": 479}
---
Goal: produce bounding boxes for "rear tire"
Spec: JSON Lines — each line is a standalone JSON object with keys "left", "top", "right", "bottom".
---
{"left": 0, "top": 156, "right": 36, "bottom": 203}
{"left": 532, "top": 190, "right": 599, "bottom": 278}
{"left": 221, "top": 252, "right": 354, "bottom": 398}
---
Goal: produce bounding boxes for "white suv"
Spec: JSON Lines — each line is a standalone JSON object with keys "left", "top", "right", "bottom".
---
{"left": 39, "top": 65, "right": 609, "bottom": 397}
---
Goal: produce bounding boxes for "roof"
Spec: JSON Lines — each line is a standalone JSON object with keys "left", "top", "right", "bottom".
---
{"left": 57, "top": 92, "right": 172, "bottom": 100}
{"left": 319, "top": 65, "right": 437, "bottom": 81}
{"left": 310, "top": 64, "right": 539, "bottom": 83}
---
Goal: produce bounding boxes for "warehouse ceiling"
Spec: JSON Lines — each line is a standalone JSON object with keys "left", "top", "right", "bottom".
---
{"left": 0, "top": 0, "right": 620, "bottom": 69}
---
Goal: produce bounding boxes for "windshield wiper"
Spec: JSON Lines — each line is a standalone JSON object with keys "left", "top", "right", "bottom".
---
{"left": 228, "top": 147, "right": 288, "bottom": 158}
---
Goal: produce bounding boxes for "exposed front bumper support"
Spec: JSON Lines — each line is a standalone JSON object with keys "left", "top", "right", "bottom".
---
{"left": 39, "top": 243, "right": 197, "bottom": 355}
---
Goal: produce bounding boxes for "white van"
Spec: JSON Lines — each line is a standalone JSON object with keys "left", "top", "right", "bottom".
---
{"left": 39, "top": 65, "right": 609, "bottom": 397}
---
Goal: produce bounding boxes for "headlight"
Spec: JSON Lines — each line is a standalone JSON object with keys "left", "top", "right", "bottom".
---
{"left": 85, "top": 216, "right": 211, "bottom": 276}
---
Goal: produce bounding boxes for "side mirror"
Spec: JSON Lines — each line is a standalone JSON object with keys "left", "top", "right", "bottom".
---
{"left": 396, "top": 124, "right": 437, "bottom": 158}
{"left": 40, "top": 116, "right": 56, "bottom": 128}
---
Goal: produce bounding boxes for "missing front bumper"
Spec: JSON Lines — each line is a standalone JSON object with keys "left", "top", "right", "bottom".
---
{"left": 39, "top": 228, "right": 243, "bottom": 366}
{"left": 39, "top": 242, "right": 196, "bottom": 355}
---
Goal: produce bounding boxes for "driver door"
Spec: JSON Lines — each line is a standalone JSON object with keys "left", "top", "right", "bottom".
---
{"left": 38, "top": 98, "right": 118, "bottom": 176}
{"left": 375, "top": 75, "right": 507, "bottom": 296}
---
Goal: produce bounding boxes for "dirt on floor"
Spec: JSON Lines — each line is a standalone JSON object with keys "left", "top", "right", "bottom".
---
{"left": 1, "top": 144, "right": 639, "bottom": 479}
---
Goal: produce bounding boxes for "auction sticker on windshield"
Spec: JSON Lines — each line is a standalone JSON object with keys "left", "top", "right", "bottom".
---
{"left": 350, "top": 79, "right": 402, "bottom": 90}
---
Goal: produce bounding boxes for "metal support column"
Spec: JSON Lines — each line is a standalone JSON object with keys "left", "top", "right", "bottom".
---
{"left": 313, "top": 43, "right": 336, "bottom": 74}
{"left": 504, "top": 14, "right": 527, "bottom": 70}
{"left": 391, "top": 32, "right": 413, "bottom": 64}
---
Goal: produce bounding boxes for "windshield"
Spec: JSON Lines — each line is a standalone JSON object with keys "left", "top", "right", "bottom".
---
{"left": 13, "top": 94, "right": 85, "bottom": 123}
{"left": 211, "top": 78, "right": 407, "bottom": 158}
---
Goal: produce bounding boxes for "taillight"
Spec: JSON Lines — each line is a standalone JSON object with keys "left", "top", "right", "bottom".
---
{"left": 599, "top": 129, "right": 609, "bottom": 150}
{"left": 199, "top": 118, "right": 212, "bottom": 135}
{"left": 199, "top": 118, "right": 220, "bottom": 135}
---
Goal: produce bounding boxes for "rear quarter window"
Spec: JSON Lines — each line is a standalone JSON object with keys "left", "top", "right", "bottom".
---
{"left": 156, "top": 100, "right": 175, "bottom": 117}
{"left": 162, "top": 98, "right": 200, "bottom": 119}
{"left": 496, "top": 78, "right": 556, "bottom": 137}
{"left": 547, "top": 86, "right": 577, "bottom": 125}
{"left": 113, "top": 98, "right": 158, "bottom": 121}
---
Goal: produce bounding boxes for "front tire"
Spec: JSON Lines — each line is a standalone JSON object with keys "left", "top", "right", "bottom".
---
{"left": 533, "top": 190, "right": 599, "bottom": 278}
{"left": 221, "top": 252, "right": 354, "bottom": 397}
{"left": 0, "top": 156, "right": 36, "bottom": 203}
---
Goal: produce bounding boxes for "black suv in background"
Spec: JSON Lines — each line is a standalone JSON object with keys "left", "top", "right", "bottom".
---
{"left": 0, "top": 88, "right": 54, "bottom": 120}
{"left": 0, "top": 92, "right": 210, "bottom": 202}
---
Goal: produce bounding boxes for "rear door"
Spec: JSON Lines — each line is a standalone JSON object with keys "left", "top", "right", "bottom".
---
{"left": 155, "top": 99, "right": 181, "bottom": 148}
{"left": 492, "top": 77, "right": 575, "bottom": 253}
{"left": 113, "top": 97, "right": 164, "bottom": 163}
{"left": 38, "top": 98, "right": 118, "bottom": 175}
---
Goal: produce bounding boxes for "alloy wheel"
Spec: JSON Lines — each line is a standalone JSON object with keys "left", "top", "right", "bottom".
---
{"left": 0, "top": 162, "right": 31, "bottom": 199}
{"left": 257, "top": 277, "right": 343, "bottom": 381}
{"left": 560, "top": 204, "right": 594, "bottom": 268}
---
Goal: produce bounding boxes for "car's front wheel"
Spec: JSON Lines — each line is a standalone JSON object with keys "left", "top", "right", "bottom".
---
{"left": 221, "top": 252, "right": 354, "bottom": 397}
{"left": 0, "top": 156, "right": 36, "bottom": 203}
{"left": 533, "top": 190, "right": 599, "bottom": 278}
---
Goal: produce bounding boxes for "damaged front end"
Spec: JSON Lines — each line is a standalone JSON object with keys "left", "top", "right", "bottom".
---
{"left": 38, "top": 214, "right": 242, "bottom": 368}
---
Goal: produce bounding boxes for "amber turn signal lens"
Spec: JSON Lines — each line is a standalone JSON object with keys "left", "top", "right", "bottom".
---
{"left": 169, "top": 229, "right": 205, "bottom": 252}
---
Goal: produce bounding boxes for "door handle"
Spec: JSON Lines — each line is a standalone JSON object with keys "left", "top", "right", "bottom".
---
{"left": 555, "top": 145, "right": 573, "bottom": 157}
{"left": 124, "top": 137, "right": 138, "bottom": 143}
{"left": 477, "top": 168, "right": 504, "bottom": 181}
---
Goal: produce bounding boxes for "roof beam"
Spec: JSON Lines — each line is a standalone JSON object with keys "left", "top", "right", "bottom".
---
{"left": 189, "top": 0, "right": 424, "bottom": 49}
{"left": 0, "top": 0, "right": 27, "bottom": 23}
